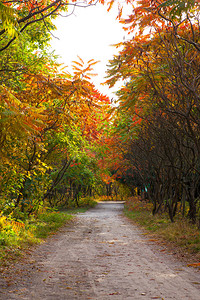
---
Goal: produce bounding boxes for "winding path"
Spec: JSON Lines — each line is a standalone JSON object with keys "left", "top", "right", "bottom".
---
{"left": 0, "top": 202, "right": 200, "bottom": 299}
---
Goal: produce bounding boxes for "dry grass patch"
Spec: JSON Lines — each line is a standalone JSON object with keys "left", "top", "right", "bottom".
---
{"left": 124, "top": 197, "right": 200, "bottom": 264}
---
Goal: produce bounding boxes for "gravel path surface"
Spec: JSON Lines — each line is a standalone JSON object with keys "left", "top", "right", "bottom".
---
{"left": 0, "top": 202, "right": 200, "bottom": 300}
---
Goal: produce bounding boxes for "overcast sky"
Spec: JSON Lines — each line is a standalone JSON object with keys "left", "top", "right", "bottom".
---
{"left": 50, "top": 2, "right": 131, "bottom": 99}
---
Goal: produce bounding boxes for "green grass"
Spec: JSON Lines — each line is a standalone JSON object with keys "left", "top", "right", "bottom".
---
{"left": 124, "top": 197, "right": 200, "bottom": 260}
{"left": 0, "top": 197, "right": 97, "bottom": 266}
{"left": 66, "top": 197, "right": 98, "bottom": 209}
{"left": 64, "top": 207, "right": 92, "bottom": 214}
{"left": 34, "top": 211, "right": 73, "bottom": 239}
{"left": 0, "top": 211, "right": 74, "bottom": 266}
{"left": 58, "top": 197, "right": 98, "bottom": 214}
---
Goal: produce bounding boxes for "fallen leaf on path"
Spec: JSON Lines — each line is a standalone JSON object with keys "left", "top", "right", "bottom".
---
{"left": 187, "top": 263, "right": 200, "bottom": 269}
{"left": 109, "top": 292, "right": 120, "bottom": 295}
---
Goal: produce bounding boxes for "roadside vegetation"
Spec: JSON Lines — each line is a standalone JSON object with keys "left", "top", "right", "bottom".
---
{"left": 124, "top": 197, "right": 200, "bottom": 266}
{"left": 0, "top": 0, "right": 200, "bottom": 269}
{"left": 0, "top": 197, "right": 97, "bottom": 266}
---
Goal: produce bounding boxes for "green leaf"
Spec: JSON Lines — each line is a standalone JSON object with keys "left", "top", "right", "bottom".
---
{"left": 0, "top": 3, "right": 18, "bottom": 37}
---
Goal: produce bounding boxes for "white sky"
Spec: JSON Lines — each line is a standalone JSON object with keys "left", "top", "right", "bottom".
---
{"left": 50, "top": 2, "right": 131, "bottom": 100}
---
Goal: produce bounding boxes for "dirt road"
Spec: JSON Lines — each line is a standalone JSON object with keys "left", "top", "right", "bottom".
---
{"left": 0, "top": 202, "right": 200, "bottom": 299}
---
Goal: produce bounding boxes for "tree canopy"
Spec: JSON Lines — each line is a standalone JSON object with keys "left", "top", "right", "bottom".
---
{"left": 104, "top": 0, "right": 200, "bottom": 225}
{"left": 0, "top": 0, "right": 200, "bottom": 227}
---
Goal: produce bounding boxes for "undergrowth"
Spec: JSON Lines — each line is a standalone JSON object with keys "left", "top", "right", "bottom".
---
{"left": 124, "top": 197, "right": 200, "bottom": 261}
{"left": 66, "top": 197, "right": 97, "bottom": 210}
{"left": 0, "top": 197, "right": 96, "bottom": 266}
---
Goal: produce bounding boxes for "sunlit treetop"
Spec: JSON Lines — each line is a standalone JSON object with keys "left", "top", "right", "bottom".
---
{"left": 1, "top": 0, "right": 199, "bottom": 52}
{"left": 0, "top": 0, "right": 136, "bottom": 51}
{"left": 0, "top": 0, "right": 99, "bottom": 51}
{"left": 118, "top": 0, "right": 200, "bottom": 46}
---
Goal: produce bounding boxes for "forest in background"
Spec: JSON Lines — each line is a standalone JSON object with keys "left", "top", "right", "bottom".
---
{"left": 0, "top": 0, "right": 200, "bottom": 234}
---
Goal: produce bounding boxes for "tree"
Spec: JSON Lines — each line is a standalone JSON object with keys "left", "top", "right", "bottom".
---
{"left": 0, "top": 0, "right": 104, "bottom": 51}
{"left": 104, "top": 0, "right": 200, "bottom": 224}
{"left": 0, "top": 50, "right": 115, "bottom": 215}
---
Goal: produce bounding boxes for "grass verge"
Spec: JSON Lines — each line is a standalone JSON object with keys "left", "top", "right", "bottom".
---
{"left": 0, "top": 198, "right": 97, "bottom": 266}
{"left": 0, "top": 211, "right": 73, "bottom": 266}
{"left": 65, "top": 197, "right": 98, "bottom": 213}
{"left": 124, "top": 197, "right": 200, "bottom": 267}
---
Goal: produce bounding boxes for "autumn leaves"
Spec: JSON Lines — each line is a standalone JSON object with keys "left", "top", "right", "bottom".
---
{"left": 0, "top": 3, "right": 113, "bottom": 216}
{"left": 105, "top": 0, "right": 200, "bottom": 224}
{"left": 1, "top": 0, "right": 200, "bottom": 226}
